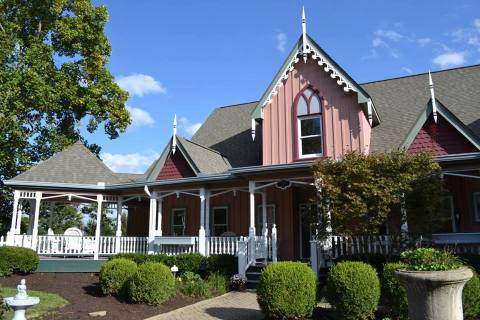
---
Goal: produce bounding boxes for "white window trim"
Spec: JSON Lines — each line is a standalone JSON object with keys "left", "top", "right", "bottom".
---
{"left": 473, "top": 192, "right": 480, "bottom": 222}
{"left": 212, "top": 206, "right": 228, "bottom": 236}
{"left": 297, "top": 114, "right": 323, "bottom": 159}
{"left": 171, "top": 208, "right": 186, "bottom": 236}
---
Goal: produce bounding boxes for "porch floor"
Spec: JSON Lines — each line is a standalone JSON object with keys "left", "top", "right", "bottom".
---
{"left": 37, "top": 258, "right": 107, "bottom": 273}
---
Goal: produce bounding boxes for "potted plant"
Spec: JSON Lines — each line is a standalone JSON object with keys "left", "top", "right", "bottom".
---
{"left": 230, "top": 274, "right": 247, "bottom": 291}
{"left": 395, "top": 248, "right": 473, "bottom": 320}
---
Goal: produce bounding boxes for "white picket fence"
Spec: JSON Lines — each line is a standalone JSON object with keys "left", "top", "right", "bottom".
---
{"left": 0, "top": 235, "right": 6, "bottom": 246}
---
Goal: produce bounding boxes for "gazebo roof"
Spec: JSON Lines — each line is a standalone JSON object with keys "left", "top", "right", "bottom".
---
{"left": 10, "top": 141, "right": 141, "bottom": 185}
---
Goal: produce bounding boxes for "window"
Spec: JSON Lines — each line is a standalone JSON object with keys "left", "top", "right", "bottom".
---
{"left": 212, "top": 206, "right": 228, "bottom": 236}
{"left": 296, "top": 87, "right": 323, "bottom": 159}
{"left": 171, "top": 208, "right": 186, "bottom": 236}
{"left": 473, "top": 192, "right": 480, "bottom": 222}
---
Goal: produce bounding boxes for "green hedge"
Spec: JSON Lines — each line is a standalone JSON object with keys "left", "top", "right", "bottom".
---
{"left": 257, "top": 262, "right": 316, "bottom": 319}
{"left": 382, "top": 262, "right": 408, "bottom": 320}
{"left": 463, "top": 271, "right": 480, "bottom": 319}
{"left": 326, "top": 261, "right": 380, "bottom": 320}
{"left": 99, "top": 258, "right": 137, "bottom": 297}
{"left": 110, "top": 253, "right": 236, "bottom": 277}
{"left": 129, "top": 262, "right": 175, "bottom": 305}
{"left": 336, "top": 253, "right": 398, "bottom": 274}
{"left": 0, "top": 246, "right": 39, "bottom": 276}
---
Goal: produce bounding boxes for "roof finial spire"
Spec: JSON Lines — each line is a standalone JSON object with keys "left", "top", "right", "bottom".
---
{"left": 302, "top": 6, "right": 308, "bottom": 63}
{"left": 428, "top": 71, "right": 438, "bottom": 123}
{"left": 251, "top": 118, "right": 256, "bottom": 141}
{"left": 172, "top": 114, "right": 177, "bottom": 154}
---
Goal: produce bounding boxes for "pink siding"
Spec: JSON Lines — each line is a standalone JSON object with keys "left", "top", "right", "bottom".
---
{"left": 157, "top": 152, "right": 195, "bottom": 180}
{"left": 262, "top": 59, "right": 371, "bottom": 165}
{"left": 408, "top": 115, "right": 477, "bottom": 155}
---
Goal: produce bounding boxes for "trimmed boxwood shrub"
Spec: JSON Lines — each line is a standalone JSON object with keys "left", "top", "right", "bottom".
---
{"left": 336, "top": 253, "right": 399, "bottom": 274}
{"left": 206, "top": 254, "right": 236, "bottom": 277}
{"left": 173, "top": 253, "right": 206, "bottom": 275}
{"left": 99, "top": 258, "right": 137, "bottom": 297}
{"left": 0, "top": 246, "right": 39, "bottom": 276}
{"left": 463, "top": 271, "right": 480, "bottom": 319}
{"left": 326, "top": 261, "right": 380, "bottom": 320}
{"left": 382, "top": 262, "right": 408, "bottom": 320}
{"left": 129, "top": 262, "right": 175, "bottom": 305}
{"left": 257, "top": 262, "right": 316, "bottom": 319}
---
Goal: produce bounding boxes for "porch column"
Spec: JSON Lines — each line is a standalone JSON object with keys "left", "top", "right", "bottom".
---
{"left": 27, "top": 199, "right": 35, "bottom": 235}
{"left": 94, "top": 194, "right": 103, "bottom": 260}
{"left": 115, "top": 197, "right": 123, "bottom": 254}
{"left": 148, "top": 193, "right": 157, "bottom": 254}
{"left": 248, "top": 181, "right": 256, "bottom": 237}
{"left": 205, "top": 190, "right": 210, "bottom": 236}
{"left": 261, "top": 191, "right": 267, "bottom": 236}
{"left": 31, "top": 192, "right": 42, "bottom": 250}
{"left": 15, "top": 201, "right": 23, "bottom": 234}
{"left": 10, "top": 190, "right": 20, "bottom": 234}
{"left": 156, "top": 197, "right": 163, "bottom": 236}
{"left": 198, "top": 188, "right": 206, "bottom": 255}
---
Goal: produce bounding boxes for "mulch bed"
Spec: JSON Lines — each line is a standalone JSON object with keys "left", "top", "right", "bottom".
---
{"left": 0, "top": 273, "right": 202, "bottom": 320}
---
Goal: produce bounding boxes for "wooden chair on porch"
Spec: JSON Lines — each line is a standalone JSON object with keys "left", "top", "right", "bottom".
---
{"left": 64, "top": 227, "right": 96, "bottom": 254}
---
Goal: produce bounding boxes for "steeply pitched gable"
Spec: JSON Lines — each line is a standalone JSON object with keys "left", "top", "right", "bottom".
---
{"left": 402, "top": 99, "right": 480, "bottom": 155}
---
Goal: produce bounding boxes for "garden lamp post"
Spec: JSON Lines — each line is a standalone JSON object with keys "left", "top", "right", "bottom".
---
{"left": 171, "top": 265, "right": 178, "bottom": 280}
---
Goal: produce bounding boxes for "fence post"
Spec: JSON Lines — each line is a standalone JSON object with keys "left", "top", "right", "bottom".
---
{"left": 310, "top": 240, "right": 319, "bottom": 279}
{"left": 263, "top": 225, "right": 268, "bottom": 264}
{"left": 238, "top": 238, "right": 247, "bottom": 277}
{"left": 271, "top": 224, "right": 277, "bottom": 263}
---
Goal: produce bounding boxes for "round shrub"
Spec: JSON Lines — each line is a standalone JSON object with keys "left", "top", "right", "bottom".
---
{"left": 326, "top": 261, "right": 380, "bottom": 320}
{"left": 0, "top": 246, "right": 39, "bottom": 276}
{"left": 99, "top": 258, "right": 137, "bottom": 296}
{"left": 257, "top": 262, "right": 316, "bottom": 319}
{"left": 129, "top": 262, "right": 175, "bottom": 305}
{"left": 382, "top": 262, "right": 408, "bottom": 320}
{"left": 463, "top": 271, "right": 480, "bottom": 319}
{"left": 173, "top": 253, "right": 206, "bottom": 275}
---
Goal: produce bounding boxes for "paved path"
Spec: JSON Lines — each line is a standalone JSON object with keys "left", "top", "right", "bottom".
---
{"left": 145, "top": 291, "right": 263, "bottom": 320}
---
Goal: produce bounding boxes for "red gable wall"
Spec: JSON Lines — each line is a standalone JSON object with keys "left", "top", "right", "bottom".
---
{"left": 408, "top": 115, "right": 477, "bottom": 156}
{"left": 157, "top": 152, "right": 195, "bottom": 180}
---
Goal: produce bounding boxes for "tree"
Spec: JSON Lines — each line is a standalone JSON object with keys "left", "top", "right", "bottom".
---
{"left": 0, "top": 0, "right": 130, "bottom": 233}
{"left": 38, "top": 204, "right": 83, "bottom": 234}
{"left": 312, "top": 151, "right": 445, "bottom": 235}
{"left": 83, "top": 205, "right": 116, "bottom": 236}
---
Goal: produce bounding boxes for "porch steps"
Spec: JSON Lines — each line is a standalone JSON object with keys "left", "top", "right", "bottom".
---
{"left": 245, "top": 262, "right": 266, "bottom": 289}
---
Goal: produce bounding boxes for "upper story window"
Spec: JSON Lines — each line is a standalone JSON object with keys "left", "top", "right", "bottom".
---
{"left": 296, "top": 87, "right": 323, "bottom": 159}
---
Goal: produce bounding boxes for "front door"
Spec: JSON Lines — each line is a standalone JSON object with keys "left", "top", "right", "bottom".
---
{"left": 299, "top": 203, "right": 315, "bottom": 259}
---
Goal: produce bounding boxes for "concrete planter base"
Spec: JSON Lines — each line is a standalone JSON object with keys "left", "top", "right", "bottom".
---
{"left": 395, "top": 267, "right": 473, "bottom": 320}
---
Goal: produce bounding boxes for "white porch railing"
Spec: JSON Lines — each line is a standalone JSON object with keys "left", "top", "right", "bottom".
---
{"left": 155, "top": 236, "right": 199, "bottom": 255}
{"left": 118, "top": 236, "right": 148, "bottom": 254}
{"left": 0, "top": 235, "right": 6, "bottom": 246}
{"left": 206, "top": 236, "right": 239, "bottom": 255}
{"left": 310, "top": 233, "right": 480, "bottom": 278}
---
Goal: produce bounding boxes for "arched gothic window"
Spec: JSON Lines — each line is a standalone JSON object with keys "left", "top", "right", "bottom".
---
{"left": 295, "top": 87, "right": 323, "bottom": 158}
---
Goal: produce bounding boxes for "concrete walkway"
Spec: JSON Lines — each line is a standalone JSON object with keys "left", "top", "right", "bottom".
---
{"left": 145, "top": 291, "right": 264, "bottom": 320}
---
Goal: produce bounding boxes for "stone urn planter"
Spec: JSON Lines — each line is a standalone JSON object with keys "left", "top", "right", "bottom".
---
{"left": 395, "top": 267, "right": 473, "bottom": 320}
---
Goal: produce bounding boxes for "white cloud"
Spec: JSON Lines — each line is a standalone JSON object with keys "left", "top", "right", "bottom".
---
{"left": 276, "top": 32, "right": 287, "bottom": 52}
{"left": 473, "top": 18, "right": 480, "bottom": 31}
{"left": 102, "top": 150, "right": 159, "bottom": 173}
{"left": 433, "top": 52, "right": 466, "bottom": 67}
{"left": 178, "top": 116, "right": 202, "bottom": 136}
{"left": 417, "top": 37, "right": 432, "bottom": 46}
{"left": 372, "top": 38, "right": 386, "bottom": 48}
{"left": 116, "top": 74, "right": 166, "bottom": 97}
{"left": 401, "top": 66, "right": 413, "bottom": 74}
{"left": 126, "top": 106, "right": 155, "bottom": 127}
{"left": 375, "top": 29, "right": 404, "bottom": 41}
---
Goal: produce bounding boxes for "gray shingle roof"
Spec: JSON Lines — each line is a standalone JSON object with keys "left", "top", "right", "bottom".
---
{"left": 361, "top": 65, "right": 480, "bottom": 152}
{"left": 177, "top": 136, "right": 231, "bottom": 174}
{"left": 191, "top": 102, "right": 262, "bottom": 167}
{"left": 11, "top": 141, "right": 122, "bottom": 185}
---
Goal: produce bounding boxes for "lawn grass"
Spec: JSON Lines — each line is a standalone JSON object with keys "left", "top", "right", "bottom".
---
{"left": 1, "top": 287, "right": 68, "bottom": 319}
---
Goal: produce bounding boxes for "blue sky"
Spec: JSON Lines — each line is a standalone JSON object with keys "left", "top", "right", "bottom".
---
{"left": 85, "top": 0, "right": 480, "bottom": 173}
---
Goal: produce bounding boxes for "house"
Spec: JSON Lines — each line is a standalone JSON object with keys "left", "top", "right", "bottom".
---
{"left": 3, "top": 9, "right": 480, "bottom": 272}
